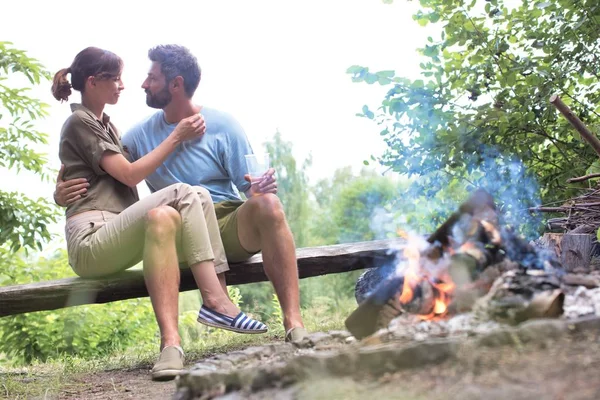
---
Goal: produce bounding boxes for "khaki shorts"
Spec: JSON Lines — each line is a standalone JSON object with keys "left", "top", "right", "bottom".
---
{"left": 215, "top": 200, "right": 260, "bottom": 263}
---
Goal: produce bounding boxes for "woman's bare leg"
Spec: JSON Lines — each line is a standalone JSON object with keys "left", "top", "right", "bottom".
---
{"left": 144, "top": 206, "right": 182, "bottom": 349}
{"left": 191, "top": 262, "right": 239, "bottom": 317}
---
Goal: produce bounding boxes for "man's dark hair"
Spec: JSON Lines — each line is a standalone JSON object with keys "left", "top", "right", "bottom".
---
{"left": 148, "top": 45, "right": 201, "bottom": 97}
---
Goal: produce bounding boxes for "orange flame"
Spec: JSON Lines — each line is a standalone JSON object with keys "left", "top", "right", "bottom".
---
{"left": 398, "top": 231, "right": 455, "bottom": 320}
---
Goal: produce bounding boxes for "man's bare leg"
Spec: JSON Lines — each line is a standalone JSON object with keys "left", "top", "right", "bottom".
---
{"left": 144, "top": 206, "right": 182, "bottom": 350}
{"left": 235, "top": 194, "right": 304, "bottom": 332}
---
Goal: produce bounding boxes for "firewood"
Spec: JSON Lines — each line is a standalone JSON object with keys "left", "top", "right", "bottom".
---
{"left": 560, "top": 233, "right": 593, "bottom": 272}
{"left": 550, "top": 94, "right": 600, "bottom": 158}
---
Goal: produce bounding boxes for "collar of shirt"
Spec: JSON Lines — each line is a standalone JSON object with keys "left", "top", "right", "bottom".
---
{"left": 70, "top": 103, "right": 111, "bottom": 126}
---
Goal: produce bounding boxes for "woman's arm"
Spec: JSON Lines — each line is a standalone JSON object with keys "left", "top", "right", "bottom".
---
{"left": 101, "top": 114, "right": 205, "bottom": 188}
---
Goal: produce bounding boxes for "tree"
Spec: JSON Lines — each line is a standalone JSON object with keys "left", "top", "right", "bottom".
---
{"left": 264, "top": 130, "right": 313, "bottom": 248}
{"left": 302, "top": 168, "right": 405, "bottom": 307}
{"left": 236, "top": 131, "right": 314, "bottom": 317}
{"left": 349, "top": 0, "right": 600, "bottom": 222}
{"left": 0, "top": 42, "right": 58, "bottom": 252}
{"left": 312, "top": 167, "right": 402, "bottom": 244}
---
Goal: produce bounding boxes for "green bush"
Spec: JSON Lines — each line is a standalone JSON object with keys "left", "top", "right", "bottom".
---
{"left": 0, "top": 248, "right": 157, "bottom": 365}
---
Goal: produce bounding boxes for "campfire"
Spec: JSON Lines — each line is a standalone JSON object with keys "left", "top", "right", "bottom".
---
{"left": 346, "top": 189, "right": 565, "bottom": 340}
{"left": 394, "top": 233, "right": 455, "bottom": 320}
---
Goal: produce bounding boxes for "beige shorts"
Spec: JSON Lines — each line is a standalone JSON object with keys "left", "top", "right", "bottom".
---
{"left": 66, "top": 183, "right": 229, "bottom": 278}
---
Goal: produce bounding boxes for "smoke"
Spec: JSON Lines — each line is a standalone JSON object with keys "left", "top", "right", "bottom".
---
{"left": 468, "top": 151, "right": 543, "bottom": 240}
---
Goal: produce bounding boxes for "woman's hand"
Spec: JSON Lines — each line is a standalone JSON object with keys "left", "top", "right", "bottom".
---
{"left": 172, "top": 114, "right": 206, "bottom": 143}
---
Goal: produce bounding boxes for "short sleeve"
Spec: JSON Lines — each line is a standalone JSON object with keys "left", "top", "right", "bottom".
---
{"left": 223, "top": 115, "right": 254, "bottom": 194}
{"left": 121, "top": 129, "right": 139, "bottom": 162}
{"left": 66, "top": 114, "right": 123, "bottom": 176}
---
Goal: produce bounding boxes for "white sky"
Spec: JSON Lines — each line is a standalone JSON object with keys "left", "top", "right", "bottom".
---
{"left": 1, "top": 0, "right": 434, "bottom": 236}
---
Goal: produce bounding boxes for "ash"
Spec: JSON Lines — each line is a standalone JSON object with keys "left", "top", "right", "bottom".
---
{"left": 385, "top": 313, "right": 501, "bottom": 342}
{"left": 381, "top": 286, "right": 600, "bottom": 342}
{"left": 563, "top": 286, "right": 600, "bottom": 319}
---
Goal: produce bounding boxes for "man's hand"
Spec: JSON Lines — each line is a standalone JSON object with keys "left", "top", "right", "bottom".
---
{"left": 54, "top": 164, "right": 89, "bottom": 207}
{"left": 245, "top": 168, "right": 278, "bottom": 197}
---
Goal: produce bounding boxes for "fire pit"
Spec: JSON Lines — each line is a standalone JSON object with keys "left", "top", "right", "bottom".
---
{"left": 346, "top": 189, "right": 565, "bottom": 339}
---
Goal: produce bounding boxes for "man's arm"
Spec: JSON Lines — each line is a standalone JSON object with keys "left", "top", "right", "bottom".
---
{"left": 221, "top": 113, "right": 278, "bottom": 198}
{"left": 54, "top": 164, "right": 89, "bottom": 207}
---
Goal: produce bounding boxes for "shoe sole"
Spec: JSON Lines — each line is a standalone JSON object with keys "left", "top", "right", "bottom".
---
{"left": 151, "top": 368, "right": 182, "bottom": 381}
{"left": 197, "top": 317, "right": 268, "bottom": 334}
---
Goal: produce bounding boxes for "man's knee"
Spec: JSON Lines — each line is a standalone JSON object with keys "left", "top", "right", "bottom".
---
{"left": 146, "top": 206, "right": 181, "bottom": 237}
{"left": 247, "top": 194, "right": 286, "bottom": 223}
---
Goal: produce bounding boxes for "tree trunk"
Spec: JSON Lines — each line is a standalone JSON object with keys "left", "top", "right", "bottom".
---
{"left": 560, "top": 233, "right": 593, "bottom": 273}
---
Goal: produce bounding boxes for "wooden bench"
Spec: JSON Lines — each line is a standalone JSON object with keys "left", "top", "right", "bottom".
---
{"left": 0, "top": 239, "right": 404, "bottom": 317}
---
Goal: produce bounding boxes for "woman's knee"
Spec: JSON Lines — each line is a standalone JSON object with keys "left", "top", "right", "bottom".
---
{"left": 146, "top": 206, "right": 181, "bottom": 236}
{"left": 167, "top": 182, "right": 194, "bottom": 198}
{"left": 192, "top": 185, "right": 211, "bottom": 200}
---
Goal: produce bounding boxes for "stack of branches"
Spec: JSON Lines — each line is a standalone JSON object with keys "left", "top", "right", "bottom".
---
{"left": 530, "top": 96, "right": 600, "bottom": 235}
{"left": 531, "top": 186, "right": 600, "bottom": 234}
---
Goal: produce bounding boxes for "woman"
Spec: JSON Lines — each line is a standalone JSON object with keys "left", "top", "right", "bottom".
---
{"left": 52, "top": 47, "right": 266, "bottom": 381}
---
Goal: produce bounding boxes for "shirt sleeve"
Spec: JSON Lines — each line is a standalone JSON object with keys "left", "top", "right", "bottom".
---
{"left": 67, "top": 114, "right": 123, "bottom": 176}
{"left": 223, "top": 115, "right": 254, "bottom": 194}
{"left": 121, "top": 128, "right": 139, "bottom": 162}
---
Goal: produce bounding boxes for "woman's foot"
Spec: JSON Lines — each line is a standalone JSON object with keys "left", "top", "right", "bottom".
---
{"left": 203, "top": 298, "right": 240, "bottom": 318}
{"left": 197, "top": 304, "right": 268, "bottom": 334}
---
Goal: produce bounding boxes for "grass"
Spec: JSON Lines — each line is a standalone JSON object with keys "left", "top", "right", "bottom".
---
{"left": 0, "top": 297, "right": 357, "bottom": 399}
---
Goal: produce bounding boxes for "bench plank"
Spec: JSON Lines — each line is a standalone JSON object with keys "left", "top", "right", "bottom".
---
{"left": 0, "top": 239, "right": 404, "bottom": 317}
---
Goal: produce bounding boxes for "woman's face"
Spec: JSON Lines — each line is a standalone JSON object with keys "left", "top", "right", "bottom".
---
{"left": 91, "top": 74, "right": 124, "bottom": 105}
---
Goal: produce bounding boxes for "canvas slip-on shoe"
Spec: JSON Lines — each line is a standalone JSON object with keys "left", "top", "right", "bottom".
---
{"left": 197, "top": 305, "right": 268, "bottom": 334}
{"left": 151, "top": 346, "right": 184, "bottom": 381}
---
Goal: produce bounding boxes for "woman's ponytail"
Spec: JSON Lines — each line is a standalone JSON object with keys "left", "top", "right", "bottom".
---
{"left": 51, "top": 67, "right": 72, "bottom": 102}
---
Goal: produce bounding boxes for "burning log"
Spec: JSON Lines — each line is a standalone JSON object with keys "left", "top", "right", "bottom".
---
{"left": 347, "top": 189, "right": 508, "bottom": 339}
{"left": 346, "top": 189, "right": 566, "bottom": 340}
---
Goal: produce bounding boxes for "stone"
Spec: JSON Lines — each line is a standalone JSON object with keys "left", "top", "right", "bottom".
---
{"left": 567, "top": 315, "right": 600, "bottom": 332}
{"left": 328, "top": 330, "right": 352, "bottom": 340}
{"left": 476, "top": 327, "right": 518, "bottom": 347}
{"left": 516, "top": 319, "right": 567, "bottom": 343}
{"left": 306, "top": 332, "right": 331, "bottom": 347}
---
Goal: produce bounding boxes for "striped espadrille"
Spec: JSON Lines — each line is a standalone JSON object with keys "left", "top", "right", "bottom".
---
{"left": 197, "top": 305, "right": 268, "bottom": 334}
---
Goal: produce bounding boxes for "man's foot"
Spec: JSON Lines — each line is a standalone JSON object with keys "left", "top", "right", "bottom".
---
{"left": 151, "top": 346, "right": 184, "bottom": 381}
{"left": 285, "top": 327, "right": 309, "bottom": 343}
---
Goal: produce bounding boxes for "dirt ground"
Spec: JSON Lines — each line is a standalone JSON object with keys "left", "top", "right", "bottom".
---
{"left": 7, "top": 329, "right": 600, "bottom": 400}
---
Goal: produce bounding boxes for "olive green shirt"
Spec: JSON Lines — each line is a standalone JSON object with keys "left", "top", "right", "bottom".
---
{"left": 59, "top": 104, "right": 139, "bottom": 218}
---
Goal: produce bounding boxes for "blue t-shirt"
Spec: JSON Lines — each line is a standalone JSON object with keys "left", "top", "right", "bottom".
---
{"left": 121, "top": 107, "right": 254, "bottom": 203}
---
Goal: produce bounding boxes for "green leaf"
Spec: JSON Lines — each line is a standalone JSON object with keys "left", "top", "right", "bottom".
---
{"left": 362, "top": 105, "right": 375, "bottom": 119}
{"left": 464, "top": 21, "right": 476, "bottom": 32}
{"left": 429, "top": 12, "right": 440, "bottom": 23}
{"left": 346, "top": 65, "right": 365, "bottom": 74}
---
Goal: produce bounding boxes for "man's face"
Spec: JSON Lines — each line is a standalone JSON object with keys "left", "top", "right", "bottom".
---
{"left": 142, "top": 62, "right": 171, "bottom": 109}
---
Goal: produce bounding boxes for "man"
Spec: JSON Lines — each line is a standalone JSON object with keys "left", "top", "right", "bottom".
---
{"left": 55, "top": 44, "right": 308, "bottom": 377}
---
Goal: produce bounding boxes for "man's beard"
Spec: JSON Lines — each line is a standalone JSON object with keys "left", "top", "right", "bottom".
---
{"left": 145, "top": 86, "right": 172, "bottom": 109}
